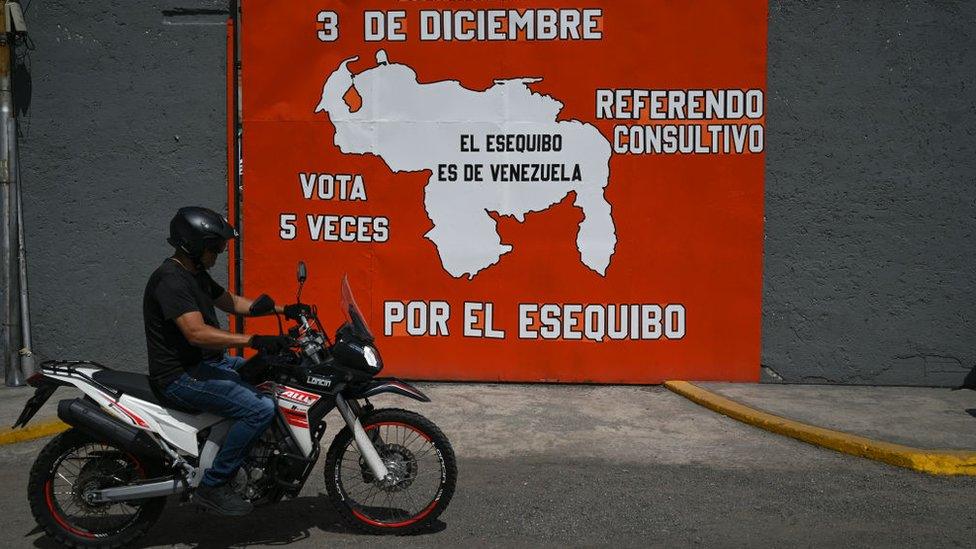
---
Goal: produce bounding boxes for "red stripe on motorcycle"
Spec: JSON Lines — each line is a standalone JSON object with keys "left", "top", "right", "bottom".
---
{"left": 111, "top": 401, "right": 150, "bottom": 428}
{"left": 281, "top": 407, "right": 309, "bottom": 428}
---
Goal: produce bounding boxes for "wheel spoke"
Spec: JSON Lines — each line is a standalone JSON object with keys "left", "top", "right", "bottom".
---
{"left": 401, "top": 430, "right": 422, "bottom": 450}
{"left": 58, "top": 459, "right": 83, "bottom": 477}
{"left": 60, "top": 498, "right": 82, "bottom": 517}
{"left": 359, "top": 483, "right": 381, "bottom": 507}
{"left": 392, "top": 469, "right": 441, "bottom": 485}
{"left": 345, "top": 481, "right": 378, "bottom": 498}
{"left": 412, "top": 443, "right": 438, "bottom": 460}
{"left": 401, "top": 479, "right": 421, "bottom": 514}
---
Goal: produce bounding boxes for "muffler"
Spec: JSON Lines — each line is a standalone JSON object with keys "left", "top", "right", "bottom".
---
{"left": 57, "top": 398, "right": 167, "bottom": 462}
{"left": 57, "top": 398, "right": 190, "bottom": 503}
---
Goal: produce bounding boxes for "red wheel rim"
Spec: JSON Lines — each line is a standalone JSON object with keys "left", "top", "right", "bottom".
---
{"left": 336, "top": 421, "right": 445, "bottom": 528}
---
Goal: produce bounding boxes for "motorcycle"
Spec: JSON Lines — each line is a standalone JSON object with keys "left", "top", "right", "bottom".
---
{"left": 13, "top": 262, "right": 457, "bottom": 547}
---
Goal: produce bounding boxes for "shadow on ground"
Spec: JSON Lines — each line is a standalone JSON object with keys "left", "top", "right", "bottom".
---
{"left": 29, "top": 494, "right": 446, "bottom": 548}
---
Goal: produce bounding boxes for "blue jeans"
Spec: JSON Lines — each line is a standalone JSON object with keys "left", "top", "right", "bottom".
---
{"left": 162, "top": 355, "right": 276, "bottom": 487}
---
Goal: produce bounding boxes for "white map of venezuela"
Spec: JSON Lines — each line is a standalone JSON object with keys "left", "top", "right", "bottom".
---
{"left": 315, "top": 50, "right": 616, "bottom": 278}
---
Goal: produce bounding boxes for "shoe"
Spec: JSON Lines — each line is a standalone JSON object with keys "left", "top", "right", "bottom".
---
{"left": 193, "top": 483, "right": 254, "bottom": 516}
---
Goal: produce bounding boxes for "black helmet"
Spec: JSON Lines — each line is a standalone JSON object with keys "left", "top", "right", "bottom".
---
{"left": 167, "top": 206, "right": 237, "bottom": 259}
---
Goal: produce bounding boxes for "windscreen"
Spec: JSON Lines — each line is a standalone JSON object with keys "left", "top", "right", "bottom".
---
{"left": 340, "top": 275, "right": 374, "bottom": 341}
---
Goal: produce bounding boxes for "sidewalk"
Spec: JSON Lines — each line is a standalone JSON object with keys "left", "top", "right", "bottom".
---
{"left": 697, "top": 382, "right": 976, "bottom": 450}
{"left": 2, "top": 380, "right": 975, "bottom": 447}
{"left": 3, "top": 378, "right": 975, "bottom": 474}
{"left": 666, "top": 381, "right": 976, "bottom": 475}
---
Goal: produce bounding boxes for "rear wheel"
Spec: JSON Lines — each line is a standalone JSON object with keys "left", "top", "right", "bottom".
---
{"left": 27, "top": 429, "right": 166, "bottom": 548}
{"left": 324, "top": 408, "right": 457, "bottom": 535}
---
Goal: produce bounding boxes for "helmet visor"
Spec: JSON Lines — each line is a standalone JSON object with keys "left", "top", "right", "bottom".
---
{"left": 204, "top": 239, "right": 227, "bottom": 254}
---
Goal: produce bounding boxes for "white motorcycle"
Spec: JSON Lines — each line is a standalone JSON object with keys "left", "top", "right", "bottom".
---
{"left": 13, "top": 262, "right": 457, "bottom": 548}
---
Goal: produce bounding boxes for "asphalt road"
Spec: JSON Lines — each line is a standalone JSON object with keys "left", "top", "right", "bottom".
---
{"left": 1, "top": 385, "right": 974, "bottom": 547}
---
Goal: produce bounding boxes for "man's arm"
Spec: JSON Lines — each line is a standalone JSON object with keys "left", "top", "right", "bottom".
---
{"left": 214, "top": 291, "right": 286, "bottom": 316}
{"left": 174, "top": 311, "right": 253, "bottom": 349}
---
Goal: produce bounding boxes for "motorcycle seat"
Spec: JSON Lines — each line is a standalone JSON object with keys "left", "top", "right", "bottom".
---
{"left": 91, "top": 370, "right": 200, "bottom": 415}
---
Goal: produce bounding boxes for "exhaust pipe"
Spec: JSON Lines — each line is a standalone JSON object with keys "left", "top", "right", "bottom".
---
{"left": 57, "top": 398, "right": 188, "bottom": 502}
{"left": 57, "top": 398, "right": 167, "bottom": 462}
{"left": 57, "top": 398, "right": 190, "bottom": 503}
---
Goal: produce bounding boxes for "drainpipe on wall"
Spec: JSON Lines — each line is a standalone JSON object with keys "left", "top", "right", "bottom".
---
{"left": 9, "top": 1, "right": 30, "bottom": 379}
{"left": 0, "top": 0, "right": 23, "bottom": 387}
{"left": 13, "top": 120, "right": 30, "bottom": 380}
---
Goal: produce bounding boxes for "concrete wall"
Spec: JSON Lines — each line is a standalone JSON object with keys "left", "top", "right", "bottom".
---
{"left": 17, "top": 1, "right": 230, "bottom": 371}
{"left": 763, "top": 1, "right": 976, "bottom": 385}
{"left": 8, "top": 1, "right": 975, "bottom": 385}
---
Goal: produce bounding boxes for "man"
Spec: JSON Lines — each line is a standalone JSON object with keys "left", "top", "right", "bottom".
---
{"left": 144, "top": 206, "right": 305, "bottom": 516}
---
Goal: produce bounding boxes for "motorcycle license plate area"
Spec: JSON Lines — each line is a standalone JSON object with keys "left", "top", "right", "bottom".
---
{"left": 13, "top": 384, "right": 56, "bottom": 428}
{"left": 237, "top": 1, "right": 767, "bottom": 383}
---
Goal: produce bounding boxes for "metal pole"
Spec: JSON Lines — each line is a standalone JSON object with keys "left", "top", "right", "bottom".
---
{"left": 232, "top": 0, "right": 242, "bottom": 307}
{"left": 230, "top": 0, "right": 243, "bottom": 337}
{"left": 0, "top": 0, "right": 22, "bottom": 387}
{"left": 7, "top": 1, "right": 31, "bottom": 378}
{"left": 13, "top": 120, "right": 31, "bottom": 378}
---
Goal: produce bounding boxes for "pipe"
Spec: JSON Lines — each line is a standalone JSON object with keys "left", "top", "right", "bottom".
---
{"left": 0, "top": 3, "right": 22, "bottom": 387}
{"left": 7, "top": 0, "right": 31, "bottom": 379}
{"left": 57, "top": 398, "right": 167, "bottom": 461}
{"left": 12, "top": 116, "right": 30, "bottom": 377}
{"left": 0, "top": 117, "right": 14, "bottom": 386}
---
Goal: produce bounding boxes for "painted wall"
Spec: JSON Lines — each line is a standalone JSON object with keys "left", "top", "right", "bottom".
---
{"left": 238, "top": 0, "right": 767, "bottom": 384}
{"left": 8, "top": 1, "right": 975, "bottom": 385}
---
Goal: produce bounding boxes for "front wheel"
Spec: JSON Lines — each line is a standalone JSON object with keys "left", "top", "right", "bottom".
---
{"left": 324, "top": 408, "right": 457, "bottom": 535}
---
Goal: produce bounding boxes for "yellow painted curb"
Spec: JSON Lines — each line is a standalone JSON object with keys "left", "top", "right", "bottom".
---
{"left": 664, "top": 380, "right": 976, "bottom": 476}
{"left": 0, "top": 419, "right": 69, "bottom": 446}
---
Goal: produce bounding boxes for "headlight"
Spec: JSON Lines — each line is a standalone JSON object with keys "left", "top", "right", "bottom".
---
{"left": 363, "top": 346, "right": 379, "bottom": 368}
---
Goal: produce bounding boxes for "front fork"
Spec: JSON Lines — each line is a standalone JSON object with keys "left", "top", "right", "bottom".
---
{"left": 335, "top": 393, "right": 392, "bottom": 485}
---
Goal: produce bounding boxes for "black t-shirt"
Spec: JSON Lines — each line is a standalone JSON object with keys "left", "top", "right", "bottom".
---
{"left": 143, "top": 259, "right": 227, "bottom": 389}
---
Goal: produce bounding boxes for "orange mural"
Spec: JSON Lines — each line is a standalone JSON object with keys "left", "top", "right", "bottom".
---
{"left": 238, "top": 0, "right": 767, "bottom": 383}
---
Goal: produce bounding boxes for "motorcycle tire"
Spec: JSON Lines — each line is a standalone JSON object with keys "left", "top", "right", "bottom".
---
{"left": 324, "top": 407, "right": 457, "bottom": 535}
{"left": 27, "top": 428, "right": 166, "bottom": 548}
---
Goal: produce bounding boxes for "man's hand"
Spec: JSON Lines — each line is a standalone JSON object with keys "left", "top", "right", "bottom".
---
{"left": 282, "top": 303, "right": 313, "bottom": 321}
{"left": 249, "top": 335, "right": 294, "bottom": 354}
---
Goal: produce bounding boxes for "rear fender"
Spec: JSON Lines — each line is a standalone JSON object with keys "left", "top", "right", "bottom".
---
{"left": 11, "top": 373, "right": 69, "bottom": 428}
{"left": 347, "top": 378, "right": 430, "bottom": 403}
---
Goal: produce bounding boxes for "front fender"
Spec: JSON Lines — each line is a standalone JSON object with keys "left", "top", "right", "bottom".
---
{"left": 347, "top": 378, "right": 430, "bottom": 403}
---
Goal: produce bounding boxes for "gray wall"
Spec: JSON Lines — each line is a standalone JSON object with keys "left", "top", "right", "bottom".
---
{"left": 763, "top": 1, "right": 976, "bottom": 385}
{"left": 9, "top": 1, "right": 976, "bottom": 385}
{"left": 18, "top": 1, "right": 230, "bottom": 371}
